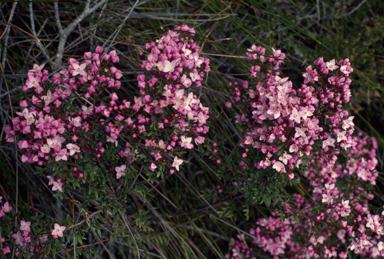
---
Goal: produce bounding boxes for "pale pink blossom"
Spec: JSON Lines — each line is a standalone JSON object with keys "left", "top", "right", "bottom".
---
{"left": 115, "top": 165, "right": 126, "bottom": 179}
{"left": 51, "top": 223, "right": 66, "bottom": 238}
{"left": 52, "top": 181, "right": 63, "bottom": 192}
{"left": 172, "top": 156, "right": 183, "bottom": 171}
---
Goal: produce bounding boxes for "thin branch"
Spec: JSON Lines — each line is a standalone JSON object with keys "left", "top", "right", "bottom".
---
{"left": 0, "top": 1, "right": 18, "bottom": 134}
{"left": 127, "top": 164, "right": 144, "bottom": 193}
{"left": 29, "top": 2, "right": 52, "bottom": 67}
{"left": 103, "top": 0, "right": 140, "bottom": 53}
{"left": 54, "top": 2, "right": 64, "bottom": 35}
{"left": 66, "top": 209, "right": 103, "bottom": 230}
{"left": 340, "top": 0, "right": 367, "bottom": 17}
{"left": 25, "top": 18, "right": 48, "bottom": 63}
{"left": 0, "top": 1, "right": 17, "bottom": 41}
{"left": 163, "top": 193, "right": 245, "bottom": 218}
{"left": 54, "top": 0, "right": 109, "bottom": 69}
{"left": 120, "top": 210, "right": 139, "bottom": 259}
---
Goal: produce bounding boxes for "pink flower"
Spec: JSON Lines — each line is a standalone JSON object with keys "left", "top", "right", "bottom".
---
{"left": 30, "top": 63, "right": 45, "bottom": 73}
{"left": 322, "top": 137, "right": 335, "bottom": 149}
{"left": 55, "top": 149, "right": 68, "bottom": 162}
{"left": 51, "top": 223, "right": 66, "bottom": 238}
{"left": 40, "top": 234, "right": 49, "bottom": 243}
{"left": 2, "top": 202, "right": 12, "bottom": 213}
{"left": 180, "top": 74, "right": 192, "bottom": 88}
{"left": 326, "top": 59, "right": 338, "bottom": 71}
{"left": 82, "top": 105, "right": 93, "bottom": 115}
{"left": 26, "top": 75, "right": 40, "bottom": 89}
{"left": 195, "top": 136, "right": 205, "bottom": 145}
{"left": 115, "top": 165, "right": 126, "bottom": 179}
{"left": 47, "top": 176, "right": 55, "bottom": 186}
{"left": 180, "top": 135, "right": 193, "bottom": 149}
{"left": 2, "top": 246, "right": 11, "bottom": 254}
{"left": 12, "top": 231, "right": 24, "bottom": 245}
{"left": 66, "top": 143, "right": 80, "bottom": 156}
{"left": 162, "top": 60, "right": 176, "bottom": 73}
{"left": 107, "top": 136, "right": 118, "bottom": 147}
{"left": 20, "top": 220, "right": 31, "bottom": 232}
{"left": 336, "top": 131, "right": 347, "bottom": 142}
{"left": 272, "top": 161, "right": 285, "bottom": 172}
{"left": 149, "top": 163, "right": 157, "bottom": 171}
{"left": 72, "top": 63, "right": 87, "bottom": 77}
{"left": 279, "top": 152, "right": 292, "bottom": 165}
{"left": 41, "top": 144, "right": 51, "bottom": 154}
{"left": 289, "top": 108, "right": 303, "bottom": 124}
{"left": 52, "top": 181, "right": 63, "bottom": 192}
{"left": 95, "top": 46, "right": 103, "bottom": 54}
{"left": 197, "top": 112, "right": 209, "bottom": 125}
{"left": 17, "top": 140, "right": 29, "bottom": 149}
{"left": 172, "top": 156, "right": 183, "bottom": 171}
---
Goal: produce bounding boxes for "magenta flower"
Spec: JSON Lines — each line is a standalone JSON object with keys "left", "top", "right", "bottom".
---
{"left": 2, "top": 246, "right": 11, "bottom": 254}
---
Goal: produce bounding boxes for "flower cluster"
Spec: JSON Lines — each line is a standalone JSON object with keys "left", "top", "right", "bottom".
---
{"left": 113, "top": 25, "right": 211, "bottom": 176}
{"left": 2, "top": 24, "right": 382, "bottom": 259}
{"left": 141, "top": 25, "right": 210, "bottom": 88}
{"left": 4, "top": 25, "right": 211, "bottom": 196}
{"left": 2, "top": 25, "right": 211, "bottom": 256}
{"left": 228, "top": 45, "right": 355, "bottom": 181}
{"left": 226, "top": 133, "right": 383, "bottom": 258}
{"left": 0, "top": 196, "right": 64, "bottom": 257}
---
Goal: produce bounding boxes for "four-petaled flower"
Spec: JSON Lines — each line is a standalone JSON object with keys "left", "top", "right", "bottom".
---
{"left": 51, "top": 223, "right": 66, "bottom": 238}
{"left": 172, "top": 156, "right": 183, "bottom": 171}
{"left": 52, "top": 181, "right": 63, "bottom": 192}
{"left": 115, "top": 165, "right": 126, "bottom": 179}
{"left": 20, "top": 220, "right": 31, "bottom": 232}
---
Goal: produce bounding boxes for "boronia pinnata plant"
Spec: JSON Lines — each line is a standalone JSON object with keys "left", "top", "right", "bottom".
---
{"left": 1, "top": 24, "right": 383, "bottom": 258}
{"left": 217, "top": 46, "right": 383, "bottom": 258}
{"left": 2, "top": 25, "right": 211, "bottom": 257}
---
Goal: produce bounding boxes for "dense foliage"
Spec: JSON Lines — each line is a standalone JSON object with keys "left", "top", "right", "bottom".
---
{"left": 1, "top": 1, "right": 383, "bottom": 258}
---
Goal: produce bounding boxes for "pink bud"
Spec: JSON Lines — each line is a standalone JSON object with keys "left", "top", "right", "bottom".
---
{"left": 20, "top": 100, "right": 28, "bottom": 107}
{"left": 84, "top": 52, "right": 92, "bottom": 59}
{"left": 95, "top": 46, "right": 103, "bottom": 54}
{"left": 110, "top": 92, "right": 118, "bottom": 101}
{"left": 110, "top": 67, "right": 118, "bottom": 74}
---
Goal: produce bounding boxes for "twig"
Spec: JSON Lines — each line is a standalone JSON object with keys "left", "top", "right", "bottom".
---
{"left": 163, "top": 193, "right": 245, "bottom": 218}
{"left": 67, "top": 209, "right": 103, "bottom": 230}
{"left": 120, "top": 210, "right": 139, "bottom": 259}
{"left": 0, "top": 1, "right": 17, "bottom": 41}
{"left": 127, "top": 165, "right": 144, "bottom": 193}
{"left": 0, "top": 1, "right": 18, "bottom": 128}
{"left": 340, "top": 0, "right": 367, "bottom": 17}
{"left": 53, "top": 0, "right": 109, "bottom": 69}
{"left": 103, "top": 0, "right": 140, "bottom": 53}
{"left": 29, "top": 3, "right": 52, "bottom": 67}
{"left": 90, "top": 227, "right": 115, "bottom": 259}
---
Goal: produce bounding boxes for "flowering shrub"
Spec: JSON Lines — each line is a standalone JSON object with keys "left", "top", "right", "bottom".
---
{"left": 222, "top": 46, "right": 383, "bottom": 258}
{"left": 2, "top": 25, "right": 211, "bottom": 257}
{"left": 226, "top": 134, "right": 383, "bottom": 258}
{"left": 1, "top": 24, "right": 383, "bottom": 258}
